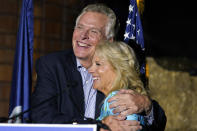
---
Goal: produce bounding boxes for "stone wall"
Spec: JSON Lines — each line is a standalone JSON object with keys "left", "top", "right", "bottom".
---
{"left": 147, "top": 57, "right": 197, "bottom": 130}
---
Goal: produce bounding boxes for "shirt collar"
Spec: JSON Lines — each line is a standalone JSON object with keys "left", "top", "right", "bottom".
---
{"left": 76, "top": 58, "right": 82, "bottom": 69}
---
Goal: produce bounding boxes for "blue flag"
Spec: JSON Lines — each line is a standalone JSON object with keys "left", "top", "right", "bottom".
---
{"left": 9, "top": 0, "right": 34, "bottom": 123}
{"left": 124, "top": 0, "right": 145, "bottom": 74}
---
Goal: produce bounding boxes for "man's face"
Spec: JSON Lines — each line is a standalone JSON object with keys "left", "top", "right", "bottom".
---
{"left": 72, "top": 12, "right": 108, "bottom": 63}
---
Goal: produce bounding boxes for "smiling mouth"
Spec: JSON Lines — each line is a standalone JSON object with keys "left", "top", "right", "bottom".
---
{"left": 93, "top": 77, "right": 99, "bottom": 80}
{"left": 77, "top": 42, "right": 90, "bottom": 48}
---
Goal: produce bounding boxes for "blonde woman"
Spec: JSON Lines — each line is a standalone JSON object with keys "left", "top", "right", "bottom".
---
{"left": 88, "top": 41, "right": 148, "bottom": 129}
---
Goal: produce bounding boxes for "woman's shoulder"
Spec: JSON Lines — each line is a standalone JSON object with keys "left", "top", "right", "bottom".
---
{"left": 105, "top": 91, "right": 118, "bottom": 100}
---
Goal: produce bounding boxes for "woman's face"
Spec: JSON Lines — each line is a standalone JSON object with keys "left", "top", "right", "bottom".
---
{"left": 88, "top": 54, "right": 117, "bottom": 95}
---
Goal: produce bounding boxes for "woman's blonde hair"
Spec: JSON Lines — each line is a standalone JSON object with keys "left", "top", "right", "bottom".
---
{"left": 95, "top": 41, "right": 147, "bottom": 95}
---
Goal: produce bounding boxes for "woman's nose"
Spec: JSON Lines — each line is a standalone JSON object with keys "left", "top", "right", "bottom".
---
{"left": 88, "top": 65, "right": 95, "bottom": 74}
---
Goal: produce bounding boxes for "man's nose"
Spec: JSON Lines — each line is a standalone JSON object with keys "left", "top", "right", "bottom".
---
{"left": 80, "top": 29, "right": 89, "bottom": 39}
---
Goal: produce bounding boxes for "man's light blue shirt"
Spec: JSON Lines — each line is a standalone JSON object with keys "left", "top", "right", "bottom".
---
{"left": 76, "top": 59, "right": 97, "bottom": 119}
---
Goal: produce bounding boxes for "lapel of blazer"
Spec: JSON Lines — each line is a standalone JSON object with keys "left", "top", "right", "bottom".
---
{"left": 62, "top": 50, "right": 85, "bottom": 116}
{"left": 95, "top": 91, "right": 105, "bottom": 118}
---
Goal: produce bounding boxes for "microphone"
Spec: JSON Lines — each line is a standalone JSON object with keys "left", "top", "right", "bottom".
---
{"left": 84, "top": 118, "right": 110, "bottom": 130}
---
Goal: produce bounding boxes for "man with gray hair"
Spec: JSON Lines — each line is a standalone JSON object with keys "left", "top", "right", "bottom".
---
{"left": 31, "top": 3, "right": 166, "bottom": 131}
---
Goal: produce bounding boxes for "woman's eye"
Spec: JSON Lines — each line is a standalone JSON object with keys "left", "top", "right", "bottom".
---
{"left": 96, "top": 62, "right": 101, "bottom": 66}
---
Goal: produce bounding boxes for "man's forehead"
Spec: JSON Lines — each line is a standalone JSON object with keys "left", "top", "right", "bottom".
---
{"left": 80, "top": 11, "right": 108, "bottom": 21}
{"left": 78, "top": 12, "right": 108, "bottom": 28}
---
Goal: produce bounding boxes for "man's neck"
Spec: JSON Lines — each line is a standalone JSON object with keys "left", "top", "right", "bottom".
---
{"left": 79, "top": 59, "right": 92, "bottom": 69}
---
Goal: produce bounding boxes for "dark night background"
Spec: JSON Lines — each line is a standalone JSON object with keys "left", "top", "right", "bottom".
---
{"left": 0, "top": 1, "right": 196, "bottom": 128}
{"left": 80, "top": 0, "right": 197, "bottom": 60}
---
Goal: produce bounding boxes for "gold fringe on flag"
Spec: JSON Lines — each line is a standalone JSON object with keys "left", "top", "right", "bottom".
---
{"left": 145, "top": 63, "right": 149, "bottom": 79}
{"left": 137, "top": 0, "right": 144, "bottom": 15}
